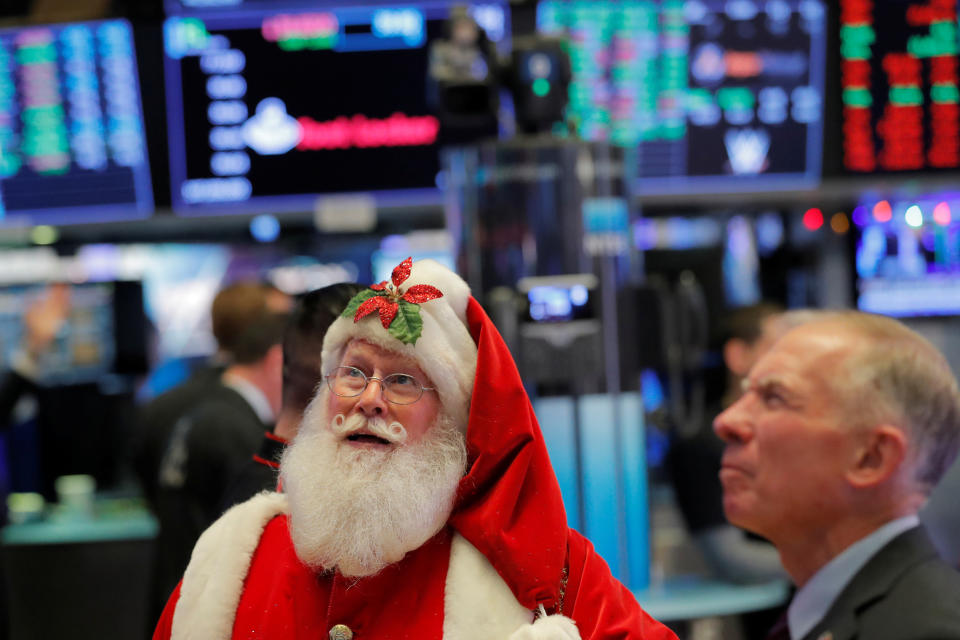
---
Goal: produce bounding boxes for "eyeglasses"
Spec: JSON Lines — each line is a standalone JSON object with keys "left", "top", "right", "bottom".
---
{"left": 325, "top": 365, "right": 436, "bottom": 405}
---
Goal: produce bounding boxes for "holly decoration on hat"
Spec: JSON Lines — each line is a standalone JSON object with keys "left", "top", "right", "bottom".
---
{"left": 341, "top": 257, "right": 444, "bottom": 345}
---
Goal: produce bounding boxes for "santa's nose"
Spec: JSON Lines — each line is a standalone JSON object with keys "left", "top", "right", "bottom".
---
{"left": 355, "top": 378, "right": 387, "bottom": 415}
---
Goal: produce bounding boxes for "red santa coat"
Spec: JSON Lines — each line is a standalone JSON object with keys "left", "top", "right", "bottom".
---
{"left": 153, "top": 297, "right": 677, "bottom": 640}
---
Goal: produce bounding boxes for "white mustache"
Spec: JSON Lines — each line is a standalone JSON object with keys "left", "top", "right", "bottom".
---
{"left": 331, "top": 413, "right": 408, "bottom": 445}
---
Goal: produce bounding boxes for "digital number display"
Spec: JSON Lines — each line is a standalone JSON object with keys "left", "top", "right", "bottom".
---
{"left": 840, "top": 0, "right": 960, "bottom": 173}
{"left": 538, "top": 0, "right": 826, "bottom": 194}
{"left": 0, "top": 19, "right": 153, "bottom": 225}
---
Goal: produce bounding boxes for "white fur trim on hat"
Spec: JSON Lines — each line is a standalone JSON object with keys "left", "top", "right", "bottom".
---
{"left": 320, "top": 259, "right": 477, "bottom": 430}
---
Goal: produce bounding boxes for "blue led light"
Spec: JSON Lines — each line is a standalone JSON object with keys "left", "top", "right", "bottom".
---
{"left": 249, "top": 214, "right": 280, "bottom": 242}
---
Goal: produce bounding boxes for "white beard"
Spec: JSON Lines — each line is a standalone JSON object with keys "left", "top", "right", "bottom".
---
{"left": 279, "top": 397, "right": 467, "bottom": 577}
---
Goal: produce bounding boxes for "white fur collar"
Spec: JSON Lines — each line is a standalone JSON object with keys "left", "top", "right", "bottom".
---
{"left": 446, "top": 535, "right": 581, "bottom": 640}
{"left": 169, "top": 493, "right": 579, "bottom": 640}
{"left": 170, "top": 491, "right": 288, "bottom": 640}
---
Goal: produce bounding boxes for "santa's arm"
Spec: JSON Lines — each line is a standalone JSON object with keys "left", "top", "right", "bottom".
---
{"left": 564, "top": 531, "right": 678, "bottom": 640}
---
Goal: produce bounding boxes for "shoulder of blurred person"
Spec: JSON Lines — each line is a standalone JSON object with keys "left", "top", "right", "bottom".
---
{"left": 133, "top": 363, "right": 225, "bottom": 507}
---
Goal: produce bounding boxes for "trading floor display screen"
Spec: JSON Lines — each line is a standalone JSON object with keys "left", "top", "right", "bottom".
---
{"left": 0, "top": 281, "right": 146, "bottom": 385}
{"left": 537, "top": 0, "right": 826, "bottom": 194}
{"left": 840, "top": 0, "right": 960, "bottom": 173}
{"left": 855, "top": 195, "right": 960, "bottom": 317}
{"left": 0, "top": 19, "right": 153, "bottom": 226}
{"left": 163, "top": 2, "right": 509, "bottom": 215}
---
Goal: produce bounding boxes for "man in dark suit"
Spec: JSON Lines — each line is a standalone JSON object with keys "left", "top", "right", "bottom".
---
{"left": 152, "top": 308, "right": 289, "bottom": 612}
{"left": 713, "top": 311, "right": 960, "bottom": 640}
{"left": 133, "top": 281, "right": 291, "bottom": 509}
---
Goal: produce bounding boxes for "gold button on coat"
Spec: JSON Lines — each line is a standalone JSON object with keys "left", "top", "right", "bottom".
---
{"left": 329, "top": 624, "right": 353, "bottom": 640}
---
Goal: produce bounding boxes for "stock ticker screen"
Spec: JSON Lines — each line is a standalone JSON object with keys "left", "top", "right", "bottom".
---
{"left": 537, "top": 0, "right": 826, "bottom": 194}
{"left": 0, "top": 19, "right": 153, "bottom": 226}
{"left": 163, "top": 3, "right": 508, "bottom": 215}
{"left": 840, "top": 0, "right": 960, "bottom": 173}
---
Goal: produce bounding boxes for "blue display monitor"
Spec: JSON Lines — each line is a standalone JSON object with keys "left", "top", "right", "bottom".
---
{"left": 0, "top": 281, "right": 147, "bottom": 385}
{"left": 856, "top": 195, "right": 960, "bottom": 317}
{"left": 0, "top": 19, "right": 153, "bottom": 226}
{"left": 163, "top": 2, "right": 509, "bottom": 216}
{"left": 537, "top": 0, "right": 826, "bottom": 195}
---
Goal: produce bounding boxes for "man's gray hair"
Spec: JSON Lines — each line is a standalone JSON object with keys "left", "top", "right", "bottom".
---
{"left": 816, "top": 311, "right": 960, "bottom": 492}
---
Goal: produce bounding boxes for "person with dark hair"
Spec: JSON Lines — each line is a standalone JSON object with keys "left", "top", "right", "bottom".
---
{"left": 219, "top": 282, "right": 363, "bottom": 510}
{"left": 152, "top": 307, "right": 289, "bottom": 613}
{"left": 714, "top": 312, "right": 960, "bottom": 640}
{"left": 154, "top": 259, "right": 677, "bottom": 640}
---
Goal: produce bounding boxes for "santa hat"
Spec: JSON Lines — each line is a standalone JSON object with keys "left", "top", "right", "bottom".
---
{"left": 320, "top": 258, "right": 477, "bottom": 430}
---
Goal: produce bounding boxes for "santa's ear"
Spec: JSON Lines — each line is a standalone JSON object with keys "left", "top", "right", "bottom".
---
{"left": 846, "top": 425, "right": 908, "bottom": 489}
{"left": 723, "top": 338, "right": 751, "bottom": 377}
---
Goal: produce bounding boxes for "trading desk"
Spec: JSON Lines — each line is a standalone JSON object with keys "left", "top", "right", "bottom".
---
{"left": 1, "top": 499, "right": 157, "bottom": 640}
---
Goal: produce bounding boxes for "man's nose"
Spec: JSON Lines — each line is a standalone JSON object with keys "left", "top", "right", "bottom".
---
{"left": 355, "top": 377, "right": 387, "bottom": 415}
{"left": 713, "top": 399, "right": 753, "bottom": 445}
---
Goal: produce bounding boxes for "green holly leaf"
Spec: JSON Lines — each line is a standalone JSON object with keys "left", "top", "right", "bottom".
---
{"left": 388, "top": 300, "right": 424, "bottom": 345}
{"left": 342, "top": 289, "right": 382, "bottom": 320}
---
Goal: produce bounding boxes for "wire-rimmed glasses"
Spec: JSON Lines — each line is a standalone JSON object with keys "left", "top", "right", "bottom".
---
{"left": 325, "top": 365, "right": 435, "bottom": 405}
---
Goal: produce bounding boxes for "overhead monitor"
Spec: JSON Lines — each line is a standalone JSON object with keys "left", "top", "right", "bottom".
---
{"left": 0, "top": 19, "right": 153, "bottom": 226}
{"left": 163, "top": 2, "right": 509, "bottom": 215}
{"left": 537, "top": 0, "right": 826, "bottom": 194}
{"left": 840, "top": 0, "right": 960, "bottom": 173}
{"left": 855, "top": 195, "right": 960, "bottom": 317}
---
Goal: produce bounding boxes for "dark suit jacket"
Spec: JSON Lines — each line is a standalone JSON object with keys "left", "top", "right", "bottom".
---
{"left": 132, "top": 364, "right": 224, "bottom": 507}
{"left": 800, "top": 526, "right": 960, "bottom": 640}
{"left": 152, "top": 382, "right": 268, "bottom": 611}
{"left": 218, "top": 432, "right": 286, "bottom": 513}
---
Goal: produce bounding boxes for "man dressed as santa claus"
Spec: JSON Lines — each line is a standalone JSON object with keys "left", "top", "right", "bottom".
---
{"left": 153, "top": 258, "right": 677, "bottom": 640}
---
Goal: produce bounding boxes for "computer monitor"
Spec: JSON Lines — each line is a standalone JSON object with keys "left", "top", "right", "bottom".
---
{"left": 537, "top": 0, "right": 827, "bottom": 194}
{"left": 0, "top": 280, "right": 148, "bottom": 385}
{"left": 839, "top": 0, "right": 960, "bottom": 173}
{"left": 163, "top": 1, "right": 509, "bottom": 215}
{"left": 855, "top": 196, "right": 960, "bottom": 317}
{"left": 0, "top": 19, "right": 153, "bottom": 226}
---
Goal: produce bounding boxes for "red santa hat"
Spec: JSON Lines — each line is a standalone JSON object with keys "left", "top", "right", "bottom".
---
{"left": 322, "top": 257, "right": 569, "bottom": 612}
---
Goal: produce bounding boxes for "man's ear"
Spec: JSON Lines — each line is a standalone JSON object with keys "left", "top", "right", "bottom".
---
{"left": 846, "top": 425, "right": 908, "bottom": 489}
{"left": 265, "top": 343, "right": 284, "bottom": 371}
{"left": 723, "top": 338, "right": 751, "bottom": 377}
